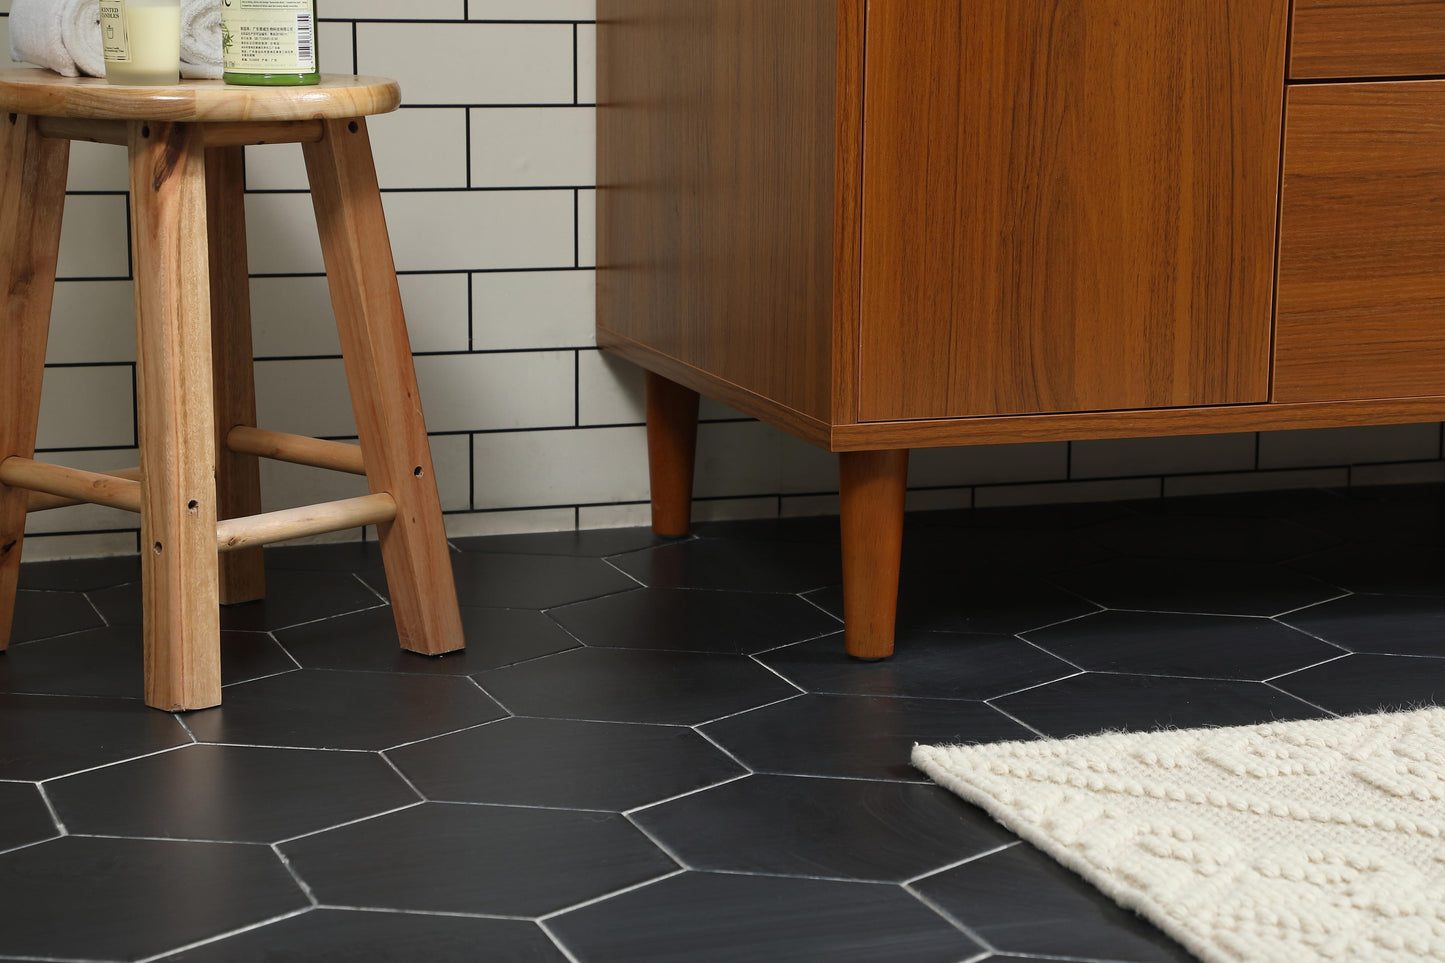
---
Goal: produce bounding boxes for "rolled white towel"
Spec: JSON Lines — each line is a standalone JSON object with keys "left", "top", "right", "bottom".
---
{"left": 179, "top": 0, "right": 221, "bottom": 79}
{"left": 9, "top": 0, "right": 105, "bottom": 78}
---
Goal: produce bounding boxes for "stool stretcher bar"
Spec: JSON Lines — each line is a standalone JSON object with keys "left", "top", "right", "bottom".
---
{"left": 34, "top": 117, "right": 326, "bottom": 148}
{"left": 216, "top": 493, "right": 397, "bottom": 552}
{"left": 226, "top": 426, "right": 367, "bottom": 476}
{"left": 1, "top": 457, "right": 142, "bottom": 513}
{"left": 24, "top": 467, "right": 142, "bottom": 512}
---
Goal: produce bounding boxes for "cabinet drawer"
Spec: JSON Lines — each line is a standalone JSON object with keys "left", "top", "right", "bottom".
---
{"left": 1274, "top": 81, "right": 1445, "bottom": 404}
{"left": 1291, "top": 0, "right": 1445, "bottom": 79}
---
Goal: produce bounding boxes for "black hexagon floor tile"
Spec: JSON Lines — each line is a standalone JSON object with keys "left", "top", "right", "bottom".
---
{"left": 1077, "top": 511, "right": 1336, "bottom": 563}
{"left": 913, "top": 842, "right": 1196, "bottom": 962}
{"left": 47, "top": 744, "right": 418, "bottom": 843}
{"left": 0, "top": 692, "right": 191, "bottom": 781}
{"left": 9, "top": 589, "right": 103, "bottom": 643}
{"left": 549, "top": 587, "right": 839, "bottom": 655}
{"left": 1290, "top": 544, "right": 1445, "bottom": 597}
{"left": 454, "top": 526, "right": 671, "bottom": 557}
{"left": 608, "top": 538, "right": 841, "bottom": 594}
{"left": 902, "top": 524, "right": 1117, "bottom": 574}
{"left": 1287, "top": 485, "right": 1445, "bottom": 547}
{"left": 757, "top": 631, "right": 1076, "bottom": 699}
{"left": 89, "top": 570, "right": 385, "bottom": 633}
{"left": 473, "top": 648, "right": 798, "bottom": 725}
{"left": 547, "top": 871, "right": 984, "bottom": 963}
{"left": 185, "top": 669, "right": 505, "bottom": 750}
{"left": 1271, "top": 653, "right": 1445, "bottom": 715}
{"left": 275, "top": 604, "right": 579, "bottom": 674}
{"left": 1279, "top": 594, "right": 1445, "bottom": 657}
{"left": 0, "top": 625, "right": 295, "bottom": 699}
{"left": 0, "top": 781, "right": 58, "bottom": 853}
{"left": 693, "top": 515, "right": 842, "bottom": 543}
{"left": 265, "top": 540, "right": 388, "bottom": 576}
{"left": 280, "top": 801, "right": 676, "bottom": 917}
{"left": 631, "top": 774, "right": 1013, "bottom": 883}
{"left": 17, "top": 553, "right": 140, "bottom": 592}
{"left": 806, "top": 571, "right": 1098, "bottom": 635}
{"left": 388, "top": 717, "right": 745, "bottom": 811}
{"left": 157, "top": 909, "right": 568, "bottom": 962}
{"left": 700, "top": 693, "right": 1036, "bottom": 782}
{"left": 1021, "top": 611, "right": 1342, "bottom": 681}
{"left": 0, "top": 836, "right": 307, "bottom": 961}
{"left": 994, "top": 672, "right": 1329, "bottom": 738}
{"left": 912, "top": 500, "right": 1131, "bottom": 531}
{"left": 1053, "top": 557, "right": 1342, "bottom": 616}
{"left": 376, "top": 551, "right": 637, "bottom": 609}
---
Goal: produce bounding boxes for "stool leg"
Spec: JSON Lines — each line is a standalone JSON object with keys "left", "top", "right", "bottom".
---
{"left": 129, "top": 121, "right": 221, "bottom": 710}
{"left": 0, "top": 115, "right": 69, "bottom": 651}
{"left": 303, "top": 118, "right": 464, "bottom": 656}
{"left": 206, "top": 145, "right": 265, "bottom": 605}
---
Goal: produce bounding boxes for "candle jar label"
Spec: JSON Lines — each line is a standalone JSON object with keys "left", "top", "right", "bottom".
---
{"left": 100, "top": 0, "right": 130, "bottom": 63}
{"left": 221, "top": 0, "right": 317, "bottom": 73}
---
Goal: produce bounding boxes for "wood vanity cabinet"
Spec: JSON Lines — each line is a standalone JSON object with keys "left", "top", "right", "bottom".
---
{"left": 597, "top": 0, "right": 1445, "bottom": 658}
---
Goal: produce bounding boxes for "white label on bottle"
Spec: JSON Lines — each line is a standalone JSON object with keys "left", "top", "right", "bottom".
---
{"left": 221, "top": 0, "right": 317, "bottom": 73}
{"left": 100, "top": 0, "right": 130, "bottom": 63}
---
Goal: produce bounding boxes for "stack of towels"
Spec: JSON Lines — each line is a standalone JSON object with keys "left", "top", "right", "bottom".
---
{"left": 9, "top": 0, "right": 223, "bottom": 79}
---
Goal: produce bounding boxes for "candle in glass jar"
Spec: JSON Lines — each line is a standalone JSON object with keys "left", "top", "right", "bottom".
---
{"left": 101, "top": 0, "right": 181, "bottom": 86}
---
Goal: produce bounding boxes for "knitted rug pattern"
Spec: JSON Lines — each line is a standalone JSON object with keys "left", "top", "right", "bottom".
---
{"left": 913, "top": 708, "right": 1445, "bottom": 963}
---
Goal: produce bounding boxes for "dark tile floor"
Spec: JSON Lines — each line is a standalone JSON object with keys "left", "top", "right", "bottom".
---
{"left": 3, "top": 483, "right": 1444, "bottom": 961}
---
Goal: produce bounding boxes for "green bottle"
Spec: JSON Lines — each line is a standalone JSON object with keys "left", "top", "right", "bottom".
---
{"left": 220, "top": 0, "right": 320, "bottom": 86}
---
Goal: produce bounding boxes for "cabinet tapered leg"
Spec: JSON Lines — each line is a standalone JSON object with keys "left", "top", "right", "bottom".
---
{"left": 0, "top": 115, "right": 68, "bottom": 652}
{"left": 303, "top": 118, "right": 464, "bottom": 657}
{"left": 206, "top": 145, "right": 265, "bottom": 606}
{"left": 645, "top": 371, "right": 699, "bottom": 536}
{"left": 839, "top": 449, "right": 909, "bottom": 660}
{"left": 130, "top": 121, "right": 222, "bottom": 711}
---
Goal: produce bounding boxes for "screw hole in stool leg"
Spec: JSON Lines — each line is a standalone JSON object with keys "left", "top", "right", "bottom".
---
{"left": 141, "top": 124, "right": 150, "bottom": 138}
{"left": 187, "top": 500, "right": 198, "bottom": 513}
{"left": 348, "top": 120, "right": 359, "bottom": 133}
{"left": 413, "top": 466, "right": 424, "bottom": 478}
{"left": 153, "top": 542, "right": 163, "bottom": 555}
{"left": 7, "top": 114, "right": 15, "bottom": 125}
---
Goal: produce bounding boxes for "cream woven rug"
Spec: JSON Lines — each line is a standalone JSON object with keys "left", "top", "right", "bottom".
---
{"left": 913, "top": 708, "right": 1445, "bottom": 963}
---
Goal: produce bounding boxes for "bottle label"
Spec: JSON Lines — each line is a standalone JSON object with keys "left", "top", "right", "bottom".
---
{"left": 100, "top": 0, "right": 130, "bottom": 63}
{"left": 221, "top": 0, "right": 316, "bottom": 73}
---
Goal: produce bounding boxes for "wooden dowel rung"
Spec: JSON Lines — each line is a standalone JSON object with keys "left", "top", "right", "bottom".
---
{"left": 0, "top": 457, "right": 142, "bottom": 513}
{"left": 216, "top": 493, "right": 396, "bottom": 552}
{"left": 36, "top": 117, "right": 128, "bottom": 145}
{"left": 202, "top": 121, "right": 326, "bottom": 148}
{"left": 25, "top": 467, "right": 142, "bottom": 512}
{"left": 227, "top": 426, "right": 367, "bottom": 476}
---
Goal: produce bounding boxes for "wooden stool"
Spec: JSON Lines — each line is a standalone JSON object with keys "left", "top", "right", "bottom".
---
{"left": 0, "top": 70, "right": 466, "bottom": 711}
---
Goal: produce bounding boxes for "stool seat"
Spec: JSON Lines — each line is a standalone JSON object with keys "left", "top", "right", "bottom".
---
{"left": 0, "top": 68, "right": 399, "bottom": 121}
{"left": 0, "top": 73, "right": 466, "bottom": 711}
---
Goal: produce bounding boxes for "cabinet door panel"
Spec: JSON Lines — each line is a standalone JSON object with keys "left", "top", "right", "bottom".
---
{"left": 857, "top": 0, "right": 1285, "bottom": 421}
{"left": 1291, "top": 0, "right": 1445, "bottom": 79}
{"left": 1274, "top": 82, "right": 1445, "bottom": 404}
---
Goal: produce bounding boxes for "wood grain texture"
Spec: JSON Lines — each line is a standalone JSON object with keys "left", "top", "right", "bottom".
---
{"left": 839, "top": 450, "right": 908, "bottom": 660}
{"left": 0, "top": 70, "right": 400, "bottom": 122}
{"left": 27, "top": 467, "right": 141, "bottom": 512}
{"left": 830, "top": 0, "right": 865, "bottom": 425}
{"left": 644, "top": 372, "right": 699, "bottom": 536}
{"left": 36, "top": 117, "right": 325, "bottom": 148}
{"left": 129, "top": 119, "right": 221, "bottom": 711}
{"left": 216, "top": 494, "right": 396, "bottom": 552}
{"left": 0, "top": 114, "right": 68, "bottom": 651}
{"left": 227, "top": 426, "right": 366, "bottom": 476}
{"left": 0, "top": 458, "right": 142, "bottom": 513}
{"left": 1275, "top": 82, "right": 1445, "bottom": 404}
{"left": 206, "top": 145, "right": 265, "bottom": 606}
{"left": 304, "top": 118, "right": 464, "bottom": 658}
{"left": 858, "top": 0, "right": 1287, "bottom": 421}
{"left": 1291, "top": 0, "right": 1445, "bottom": 79}
{"left": 596, "top": 0, "right": 839, "bottom": 423}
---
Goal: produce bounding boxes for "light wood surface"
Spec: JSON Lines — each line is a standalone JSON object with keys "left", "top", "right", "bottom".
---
{"left": 839, "top": 450, "right": 908, "bottom": 660}
{"left": 129, "top": 119, "right": 221, "bottom": 711}
{"left": 644, "top": 372, "right": 699, "bottom": 536}
{"left": 35, "top": 117, "right": 326, "bottom": 148}
{"left": 207, "top": 145, "right": 266, "bottom": 605}
{"left": 1275, "top": 81, "right": 1445, "bottom": 404}
{"left": 858, "top": 0, "right": 1286, "bottom": 421}
{"left": 216, "top": 494, "right": 396, "bottom": 552}
{"left": 0, "top": 69, "right": 400, "bottom": 122}
{"left": 304, "top": 117, "right": 465, "bottom": 658}
{"left": 1, "top": 458, "right": 142, "bottom": 513}
{"left": 1291, "top": 0, "right": 1445, "bottom": 78}
{"left": 0, "top": 115, "right": 68, "bottom": 652}
{"left": 26, "top": 467, "right": 142, "bottom": 512}
{"left": 227, "top": 426, "right": 366, "bottom": 475}
{"left": 597, "top": 0, "right": 840, "bottom": 424}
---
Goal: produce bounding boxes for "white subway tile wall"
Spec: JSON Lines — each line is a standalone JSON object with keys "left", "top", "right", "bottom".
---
{"left": 8, "top": 3, "right": 1445, "bottom": 557}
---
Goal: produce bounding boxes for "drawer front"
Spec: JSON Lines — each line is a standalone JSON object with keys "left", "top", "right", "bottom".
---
{"left": 1274, "top": 81, "right": 1445, "bottom": 403}
{"left": 1291, "top": 0, "right": 1445, "bottom": 79}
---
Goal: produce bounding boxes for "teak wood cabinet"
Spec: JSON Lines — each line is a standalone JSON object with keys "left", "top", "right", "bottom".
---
{"left": 597, "top": 0, "right": 1445, "bottom": 658}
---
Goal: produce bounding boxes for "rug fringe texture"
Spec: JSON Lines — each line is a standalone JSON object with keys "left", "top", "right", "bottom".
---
{"left": 913, "top": 708, "right": 1445, "bottom": 963}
